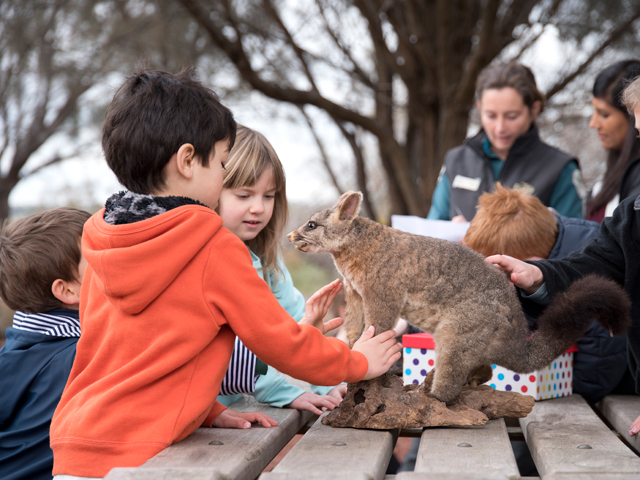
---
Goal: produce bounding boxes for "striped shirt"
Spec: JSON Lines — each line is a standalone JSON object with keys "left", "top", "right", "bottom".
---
{"left": 12, "top": 310, "right": 81, "bottom": 338}
{"left": 219, "top": 337, "right": 259, "bottom": 396}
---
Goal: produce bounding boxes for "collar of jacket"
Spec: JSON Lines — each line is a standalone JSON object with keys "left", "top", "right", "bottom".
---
{"left": 104, "top": 191, "right": 208, "bottom": 225}
{"left": 465, "top": 125, "right": 540, "bottom": 161}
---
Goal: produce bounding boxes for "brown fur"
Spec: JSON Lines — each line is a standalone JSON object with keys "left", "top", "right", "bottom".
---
{"left": 288, "top": 192, "right": 632, "bottom": 403}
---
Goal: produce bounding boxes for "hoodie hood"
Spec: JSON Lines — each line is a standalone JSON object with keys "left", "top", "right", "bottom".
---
{"left": 83, "top": 199, "right": 222, "bottom": 315}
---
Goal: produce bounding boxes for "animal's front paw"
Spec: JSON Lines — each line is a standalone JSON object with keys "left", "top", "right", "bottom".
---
{"left": 429, "top": 382, "right": 462, "bottom": 404}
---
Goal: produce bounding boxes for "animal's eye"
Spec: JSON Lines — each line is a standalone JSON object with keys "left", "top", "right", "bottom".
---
{"left": 307, "top": 221, "right": 317, "bottom": 230}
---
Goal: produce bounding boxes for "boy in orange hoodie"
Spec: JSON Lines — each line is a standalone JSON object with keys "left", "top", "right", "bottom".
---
{"left": 50, "top": 68, "right": 402, "bottom": 479}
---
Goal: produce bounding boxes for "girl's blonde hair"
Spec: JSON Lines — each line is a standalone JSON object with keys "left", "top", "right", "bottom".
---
{"left": 463, "top": 183, "right": 558, "bottom": 260}
{"left": 223, "top": 125, "right": 288, "bottom": 284}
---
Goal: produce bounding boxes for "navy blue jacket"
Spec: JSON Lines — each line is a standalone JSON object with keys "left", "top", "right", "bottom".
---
{"left": 549, "top": 213, "right": 629, "bottom": 402}
{"left": 0, "top": 310, "right": 79, "bottom": 480}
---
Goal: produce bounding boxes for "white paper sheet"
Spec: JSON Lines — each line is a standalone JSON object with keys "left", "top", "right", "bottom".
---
{"left": 390, "top": 215, "right": 470, "bottom": 243}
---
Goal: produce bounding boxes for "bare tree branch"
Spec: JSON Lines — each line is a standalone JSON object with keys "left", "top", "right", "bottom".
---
{"left": 263, "top": 0, "right": 319, "bottom": 93}
{"left": 297, "top": 107, "right": 344, "bottom": 195}
{"left": 334, "top": 120, "right": 377, "bottom": 219}
{"left": 315, "top": 0, "right": 374, "bottom": 89}
{"left": 546, "top": 7, "right": 640, "bottom": 100}
{"left": 453, "top": 0, "right": 501, "bottom": 107}
{"left": 179, "top": 0, "right": 383, "bottom": 133}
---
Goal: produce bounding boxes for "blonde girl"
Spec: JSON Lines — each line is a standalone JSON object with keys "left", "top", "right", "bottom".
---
{"left": 217, "top": 125, "right": 347, "bottom": 414}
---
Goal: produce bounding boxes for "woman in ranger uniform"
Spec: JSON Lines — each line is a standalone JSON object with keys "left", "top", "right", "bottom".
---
{"left": 428, "top": 62, "right": 583, "bottom": 222}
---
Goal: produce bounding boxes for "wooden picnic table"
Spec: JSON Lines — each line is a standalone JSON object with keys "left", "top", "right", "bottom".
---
{"left": 103, "top": 393, "right": 640, "bottom": 480}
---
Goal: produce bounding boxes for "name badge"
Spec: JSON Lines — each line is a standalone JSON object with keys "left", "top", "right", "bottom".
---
{"left": 452, "top": 175, "right": 481, "bottom": 192}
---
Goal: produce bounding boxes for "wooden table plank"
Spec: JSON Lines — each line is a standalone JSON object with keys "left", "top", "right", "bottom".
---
{"left": 596, "top": 395, "right": 640, "bottom": 454}
{"left": 395, "top": 419, "right": 519, "bottom": 480}
{"left": 396, "top": 473, "right": 516, "bottom": 480}
{"left": 519, "top": 394, "right": 640, "bottom": 477}
{"left": 542, "top": 475, "right": 640, "bottom": 480}
{"left": 260, "top": 413, "right": 396, "bottom": 480}
{"left": 105, "top": 396, "right": 312, "bottom": 480}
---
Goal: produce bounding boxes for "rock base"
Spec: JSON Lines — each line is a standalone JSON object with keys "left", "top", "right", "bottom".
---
{"left": 322, "top": 372, "right": 535, "bottom": 429}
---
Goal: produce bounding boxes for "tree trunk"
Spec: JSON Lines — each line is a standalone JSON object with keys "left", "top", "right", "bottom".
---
{"left": 0, "top": 179, "right": 16, "bottom": 224}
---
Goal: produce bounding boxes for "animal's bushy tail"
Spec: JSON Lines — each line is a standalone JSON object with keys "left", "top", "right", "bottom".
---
{"left": 503, "top": 274, "right": 631, "bottom": 373}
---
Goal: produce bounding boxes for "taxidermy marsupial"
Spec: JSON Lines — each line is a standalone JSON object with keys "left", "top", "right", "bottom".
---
{"left": 287, "top": 191, "right": 631, "bottom": 403}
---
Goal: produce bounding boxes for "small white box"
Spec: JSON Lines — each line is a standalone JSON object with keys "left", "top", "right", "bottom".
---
{"left": 402, "top": 333, "right": 577, "bottom": 400}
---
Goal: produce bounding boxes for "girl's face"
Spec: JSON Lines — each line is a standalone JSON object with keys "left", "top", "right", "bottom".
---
{"left": 218, "top": 168, "right": 277, "bottom": 242}
{"left": 477, "top": 87, "right": 540, "bottom": 160}
{"left": 589, "top": 97, "right": 629, "bottom": 151}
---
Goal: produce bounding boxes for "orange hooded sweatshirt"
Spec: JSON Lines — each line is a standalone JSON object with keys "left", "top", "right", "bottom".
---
{"left": 50, "top": 205, "right": 367, "bottom": 477}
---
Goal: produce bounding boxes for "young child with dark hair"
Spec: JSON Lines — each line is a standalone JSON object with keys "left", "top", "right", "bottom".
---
{"left": 0, "top": 208, "right": 91, "bottom": 480}
{"left": 49, "top": 68, "right": 401, "bottom": 479}
{"left": 463, "top": 183, "right": 632, "bottom": 402}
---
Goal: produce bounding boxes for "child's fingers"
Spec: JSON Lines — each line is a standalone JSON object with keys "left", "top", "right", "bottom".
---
{"left": 212, "top": 410, "right": 252, "bottom": 429}
{"left": 328, "top": 384, "right": 347, "bottom": 401}
{"left": 300, "top": 401, "right": 323, "bottom": 416}
{"left": 309, "top": 279, "right": 341, "bottom": 301}
{"left": 374, "top": 329, "right": 398, "bottom": 343}
{"left": 322, "top": 317, "right": 343, "bottom": 333}
{"left": 243, "top": 411, "right": 278, "bottom": 428}
{"left": 353, "top": 325, "right": 375, "bottom": 346}
{"left": 311, "top": 395, "right": 341, "bottom": 409}
{"left": 629, "top": 414, "right": 640, "bottom": 436}
{"left": 323, "top": 281, "right": 343, "bottom": 305}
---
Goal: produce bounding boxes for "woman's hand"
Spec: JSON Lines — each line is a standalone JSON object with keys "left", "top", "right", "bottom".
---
{"left": 212, "top": 408, "right": 278, "bottom": 428}
{"left": 299, "top": 279, "right": 343, "bottom": 334}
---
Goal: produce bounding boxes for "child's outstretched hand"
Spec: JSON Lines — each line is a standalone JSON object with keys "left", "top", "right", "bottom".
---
{"left": 353, "top": 326, "right": 402, "bottom": 380}
{"left": 212, "top": 408, "right": 278, "bottom": 429}
{"left": 299, "top": 279, "right": 344, "bottom": 334}
{"left": 630, "top": 414, "right": 640, "bottom": 436}
{"left": 287, "top": 392, "right": 341, "bottom": 415}
{"left": 485, "top": 254, "right": 544, "bottom": 294}
{"left": 327, "top": 384, "right": 348, "bottom": 402}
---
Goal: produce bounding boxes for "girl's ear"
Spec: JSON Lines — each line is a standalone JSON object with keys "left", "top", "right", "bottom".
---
{"left": 51, "top": 278, "right": 81, "bottom": 308}
{"left": 335, "top": 191, "right": 363, "bottom": 221}
{"left": 175, "top": 143, "right": 196, "bottom": 179}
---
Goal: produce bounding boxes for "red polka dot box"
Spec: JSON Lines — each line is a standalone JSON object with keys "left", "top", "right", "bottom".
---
{"left": 402, "top": 332, "right": 578, "bottom": 401}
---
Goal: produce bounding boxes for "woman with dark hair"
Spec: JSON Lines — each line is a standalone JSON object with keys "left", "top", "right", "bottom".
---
{"left": 428, "top": 62, "right": 584, "bottom": 222}
{"left": 587, "top": 60, "right": 640, "bottom": 222}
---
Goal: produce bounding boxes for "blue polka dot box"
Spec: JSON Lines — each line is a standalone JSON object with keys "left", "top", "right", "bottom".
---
{"left": 402, "top": 332, "right": 578, "bottom": 401}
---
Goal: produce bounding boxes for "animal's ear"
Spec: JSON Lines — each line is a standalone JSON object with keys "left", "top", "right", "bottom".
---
{"left": 334, "top": 191, "right": 362, "bottom": 221}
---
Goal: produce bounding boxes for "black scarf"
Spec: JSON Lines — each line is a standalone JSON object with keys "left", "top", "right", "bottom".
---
{"left": 103, "top": 191, "right": 207, "bottom": 225}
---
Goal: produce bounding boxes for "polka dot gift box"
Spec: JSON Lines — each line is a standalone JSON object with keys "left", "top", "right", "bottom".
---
{"left": 402, "top": 332, "right": 577, "bottom": 400}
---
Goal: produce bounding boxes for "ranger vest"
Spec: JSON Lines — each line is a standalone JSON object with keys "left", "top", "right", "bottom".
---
{"left": 444, "top": 127, "right": 578, "bottom": 221}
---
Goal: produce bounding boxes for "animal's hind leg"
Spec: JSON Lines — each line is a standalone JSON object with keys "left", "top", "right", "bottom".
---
{"left": 429, "top": 347, "right": 470, "bottom": 403}
{"left": 429, "top": 325, "right": 479, "bottom": 403}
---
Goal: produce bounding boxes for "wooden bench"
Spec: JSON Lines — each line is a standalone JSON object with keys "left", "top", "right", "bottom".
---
{"left": 103, "top": 394, "right": 640, "bottom": 480}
